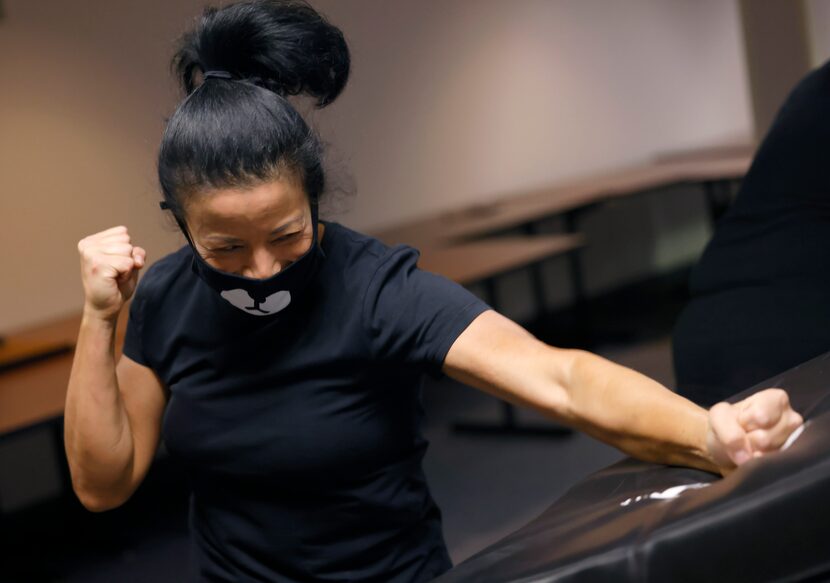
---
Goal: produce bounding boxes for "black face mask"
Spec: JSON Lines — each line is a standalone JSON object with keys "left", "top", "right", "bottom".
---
{"left": 160, "top": 199, "right": 325, "bottom": 317}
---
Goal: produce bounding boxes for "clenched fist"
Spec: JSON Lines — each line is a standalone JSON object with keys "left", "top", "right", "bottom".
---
{"left": 78, "top": 226, "right": 146, "bottom": 320}
{"left": 706, "top": 388, "right": 804, "bottom": 475}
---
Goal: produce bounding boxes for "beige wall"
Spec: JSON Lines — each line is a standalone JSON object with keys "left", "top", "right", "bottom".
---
{"left": 739, "top": 0, "right": 812, "bottom": 139}
{"left": 312, "top": 0, "right": 752, "bottom": 231}
{"left": 806, "top": 0, "right": 830, "bottom": 66}
{"left": 0, "top": 0, "right": 204, "bottom": 332}
{"left": 1, "top": 0, "right": 752, "bottom": 332}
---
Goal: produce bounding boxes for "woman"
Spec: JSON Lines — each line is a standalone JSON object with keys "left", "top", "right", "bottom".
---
{"left": 65, "top": 1, "right": 803, "bottom": 581}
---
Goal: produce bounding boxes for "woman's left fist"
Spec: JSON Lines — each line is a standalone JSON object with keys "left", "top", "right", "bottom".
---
{"left": 706, "top": 388, "right": 803, "bottom": 475}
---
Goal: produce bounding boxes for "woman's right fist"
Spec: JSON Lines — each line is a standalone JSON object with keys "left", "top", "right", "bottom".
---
{"left": 78, "top": 226, "right": 146, "bottom": 319}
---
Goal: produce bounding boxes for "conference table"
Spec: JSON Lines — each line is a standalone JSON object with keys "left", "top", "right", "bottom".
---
{"left": 372, "top": 154, "right": 752, "bottom": 249}
{"left": 373, "top": 153, "right": 752, "bottom": 306}
{"left": 437, "top": 350, "right": 830, "bottom": 582}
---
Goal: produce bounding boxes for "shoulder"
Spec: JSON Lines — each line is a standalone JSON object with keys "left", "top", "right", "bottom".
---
{"left": 321, "top": 221, "right": 419, "bottom": 276}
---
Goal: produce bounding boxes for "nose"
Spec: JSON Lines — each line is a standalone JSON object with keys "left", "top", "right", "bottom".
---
{"left": 243, "top": 247, "right": 282, "bottom": 279}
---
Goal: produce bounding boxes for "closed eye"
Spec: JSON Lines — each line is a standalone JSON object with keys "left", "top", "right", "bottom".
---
{"left": 206, "top": 231, "right": 301, "bottom": 253}
{"left": 272, "top": 232, "right": 301, "bottom": 244}
{"left": 212, "top": 244, "right": 243, "bottom": 253}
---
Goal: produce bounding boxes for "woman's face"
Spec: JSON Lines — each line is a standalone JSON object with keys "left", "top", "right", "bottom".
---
{"left": 185, "top": 176, "right": 317, "bottom": 279}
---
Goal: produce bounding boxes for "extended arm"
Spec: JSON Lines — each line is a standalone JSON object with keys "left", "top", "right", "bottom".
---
{"left": 443, "top": 311, "right": 803, "bottom": 475}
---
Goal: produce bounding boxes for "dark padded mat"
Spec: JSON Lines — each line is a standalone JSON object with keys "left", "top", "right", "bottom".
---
{"left": 438, "top": 352, "right": 830, "bottom": 582}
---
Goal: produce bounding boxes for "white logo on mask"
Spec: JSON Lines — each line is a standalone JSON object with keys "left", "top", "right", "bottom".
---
{"left": 219, "top": 289, "right": 292, "bottom": 316}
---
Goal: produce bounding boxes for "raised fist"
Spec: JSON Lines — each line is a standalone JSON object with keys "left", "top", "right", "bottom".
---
{"left": 77, "top": 226, "right": 146, "bottom": 320}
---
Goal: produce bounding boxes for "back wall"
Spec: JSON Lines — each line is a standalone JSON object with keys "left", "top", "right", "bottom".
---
{"left": 0, "top": 0, "right": 752, "bottom": 331}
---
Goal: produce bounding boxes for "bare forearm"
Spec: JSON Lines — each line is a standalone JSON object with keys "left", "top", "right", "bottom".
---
{"left": 64, "top": 310, "right": 134, "bottom": 506}
{"left": 561, "top": 349, "right": 717, "bottom": 473}
{"left": 444, "top": 311, "right": 800, "bottom": 477}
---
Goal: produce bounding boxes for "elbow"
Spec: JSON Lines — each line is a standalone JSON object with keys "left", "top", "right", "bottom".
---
{"left": 71, "top": 476, "right": 132, "bottom": 513}
{"left": 78, "top": 497, "right": 118, "bottom": 513}
{"left": 66, "top": 446, "right": 137, "bottom": 513}
{"left": 75, "top": 489, "right": 129, "bottom": 513}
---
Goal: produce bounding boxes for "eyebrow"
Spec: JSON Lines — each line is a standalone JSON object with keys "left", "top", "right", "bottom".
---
{"left": 203, "top": 217, "right": 304, "bottom": 243}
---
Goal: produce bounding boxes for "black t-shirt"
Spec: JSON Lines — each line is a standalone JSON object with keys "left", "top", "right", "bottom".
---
{"left": 123, "top": 221, "right": 490, "bottom": 582}
{"left": 673, "top": 60, "right": 830, "bottom": 405}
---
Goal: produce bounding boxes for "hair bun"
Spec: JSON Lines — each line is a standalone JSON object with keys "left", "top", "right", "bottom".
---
{"left": 174, "top": 0, "right": 350, "bottom": 107}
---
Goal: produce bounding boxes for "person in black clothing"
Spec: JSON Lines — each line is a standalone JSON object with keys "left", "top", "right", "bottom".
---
{"left": 673, "top": 60, "right": 830, "bottom": 407}
{"left": 65, "top": 2, "right": 803, "bottom": 581}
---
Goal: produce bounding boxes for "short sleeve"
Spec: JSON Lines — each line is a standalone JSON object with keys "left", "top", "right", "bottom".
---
{"left": 362, "top": 245, "right": 490, "bottom": 374}
{"left": 121, "top": 293, "right": 149, "bottom": 367}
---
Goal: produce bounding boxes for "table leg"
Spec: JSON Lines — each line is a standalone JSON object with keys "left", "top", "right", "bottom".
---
{"left": 522, "top": 223, "right": 549, "bottom": 315}
{"left": 560, "top": 208, "right": 595, "bottom": 347}
{"left": 563, "top": 209, "right": 587, "bottom": 304}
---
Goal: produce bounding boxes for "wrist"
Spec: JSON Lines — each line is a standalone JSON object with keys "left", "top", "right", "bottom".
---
{"left": 669, "top": 401, "right": 721, "bottom": 475}
{"left": 81, "top": 304, "right": 120, "bottom": 329}
{"left": 699, "top": 408, "right": 739, "bottom": 475}
{"left": 696, "top": 411, "right": 723, "bottom": 474}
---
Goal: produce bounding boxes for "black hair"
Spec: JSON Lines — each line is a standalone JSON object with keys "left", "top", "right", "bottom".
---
{"left": 158, "top": 0, "right": 350, "bottom": 219}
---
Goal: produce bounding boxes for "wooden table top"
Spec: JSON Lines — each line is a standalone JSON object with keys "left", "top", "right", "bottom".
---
{"left": 371, "top": 154, "right": 752, "bottom": 248}
{"left": 418, "top": 234, "right": 584, "bottom": 286}
{"left": 653, "top": 141, "right": 756, "bottom": 164}
{"left": 0, "top": 310, "right": 128, "bottom": 435}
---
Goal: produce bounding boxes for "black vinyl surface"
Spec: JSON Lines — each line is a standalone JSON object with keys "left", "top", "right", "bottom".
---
{"left": 438, "top": 351, "right": 830, "bottom": 583}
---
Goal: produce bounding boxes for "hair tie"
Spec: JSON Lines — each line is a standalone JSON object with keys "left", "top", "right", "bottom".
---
{"left": 200, "top": 70, "right": 278, "bottom": 95}
{"left": 202, "top": 70, "right": 233, "bottom": 80}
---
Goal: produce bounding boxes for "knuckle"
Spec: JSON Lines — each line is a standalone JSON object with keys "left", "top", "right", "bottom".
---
{"left": 752, "top": 430, "right": 770, "bottom": 450}
{"left": 767, "top": 388, "right": 787, "bottom": 404}
{"left": 753, "top": 407, "right": 769, "bottom": 426}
